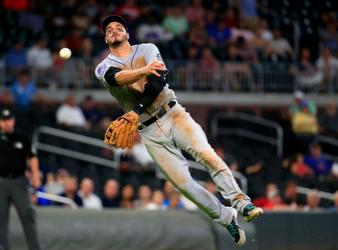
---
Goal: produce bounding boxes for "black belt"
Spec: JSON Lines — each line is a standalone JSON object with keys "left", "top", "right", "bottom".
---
{"left": 139, "top": 100, "right": 177, "bottom": 129}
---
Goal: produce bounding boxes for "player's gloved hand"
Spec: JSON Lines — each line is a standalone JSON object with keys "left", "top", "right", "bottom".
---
{"left": 104, "top": 111, "right": 139, "bottom": 149}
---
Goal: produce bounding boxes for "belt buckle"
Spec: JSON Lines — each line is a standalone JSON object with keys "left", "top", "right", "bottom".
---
{"left": 156, "top": 108, "right": 166, "bottom": 118}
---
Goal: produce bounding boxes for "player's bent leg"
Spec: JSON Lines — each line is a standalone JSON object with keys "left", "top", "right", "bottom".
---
{"left": 169, "top": 175, "right": 246, "bottom": 246}
{"left": 142, "top": 139, "right": 246, "bottom": 245}
{"left": 191, "top": 148, "right": 263, "bottom": 221}
{"left": 170, "top": 107, "right": 263, "bottom": 221}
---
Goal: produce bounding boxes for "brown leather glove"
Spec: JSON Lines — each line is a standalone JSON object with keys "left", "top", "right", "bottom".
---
{"left": 104, "top": 111, "right": 139, "bottom": 149}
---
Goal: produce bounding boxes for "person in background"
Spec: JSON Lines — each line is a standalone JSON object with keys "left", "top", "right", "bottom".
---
{"left": 291, "top": 101, "right": 319, "bottom": 135}
{"left": 293, "top": 48, "right": 322, "bottom": 90}
{"left": 27, "top": 36, "right": 53, "bottom": 86}
{"left": 162, "top": 6, "right": 189, "bottom": 38}
{"left": 27, "top": 36, "right": 53, "bottom": 71}
{"left": 29, "top": 171, "right": 51, "bottom": 206}
{"left": 101, "top": 179, "right": 120, "bottom": 208}
{"left": 45, "top": 168, "right": 70, "bottom": 195}
{"left": 134, "top": 184, "right": 153, "bottom": 209}
{"left": 57, "top": 176, "right": 83, "bottom": 207}
{"left": 78, "top": 177, "right": 102, "bottom": 210}
{"left": 162, "top": 180, "right": 184, "bottom": 209}
{"left": 283, "top": 180, "right": 305, "bottom": 208}
{"left": 205, "top": 179, "right": 226, "bottom": 204}
{"left": 5, "top": 41, "right": 27, "bottom": 69}
{"left": 316, "top": 47, "right": 338, "bottom": 91}
{"left": 56, "top": 93, "right": 88, "bottom": 130}
{"left": 289, "top": 90, "right": 317, "bottom": 116}
{"left": 81, "top": 95, "right": 102, "bottom": 128}
{"left": 319, "top": 101, "right": 338, "bottom": 137}
{"left": 327, "top": 191, "right": 338, "bottom": 211}
{"left": 0, "top": 108, "right": 42, "bottom": 250}
{"left": 289, "top": 153, "right": 314, "bottom": 180}
{"left": 120, "top": 184, "right": 136, "bottom": 209}
{"left": 125, "top": 134, "right": 154, "bottom": 170}
{"left": 166, "top": 190, "right": 185, "bottom": 209}
{"left": 291, "top": 101, "right": 319, "bottom": 153}
{"left": 266, "top": 28, "right": 293, "bottom": 62}
{"left": 252, "top": 182, "right": 296, "bottom": 211}
{"left": 0, "top": 89, "right": 14, "bottom": 107}
{"left": 304, "top": 143, "right": 332, "bottom": 178}
{"left": 303, "top": 190, "right": 322, "bottom": 211}
{"left": 9, "top": 69, "right": 39, "bottom": 109}
{"left": 145, "top": 190, "right": 165, "bottom": 210}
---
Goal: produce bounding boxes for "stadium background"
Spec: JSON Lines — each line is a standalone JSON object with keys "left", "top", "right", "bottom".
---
{"left": 1, "top": 0, "right": 338, "bottom": 249}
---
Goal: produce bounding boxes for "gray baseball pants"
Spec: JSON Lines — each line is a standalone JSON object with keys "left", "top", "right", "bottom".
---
{"left": 0, "top": 177, "right": 41, "bottom": 250}
{"left": 140, "top": 103, "right": 251, "bottom": 225}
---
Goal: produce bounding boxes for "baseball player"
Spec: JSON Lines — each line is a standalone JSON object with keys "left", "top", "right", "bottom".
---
{"left": 95, "top": 15, "right": 263, "bottom": 246}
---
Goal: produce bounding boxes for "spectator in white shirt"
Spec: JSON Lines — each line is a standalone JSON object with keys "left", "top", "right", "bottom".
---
{"left": 129, "top": 134, "right": 154, "bottom": 167}
{"left": 266, "top": 28, "right": 293, "bottom": 61}
{"left": 27, "top": 37, "right": 53, "bottom": 70}
{"left": 56, "top": 94, "right": 88, "bottom": 129}
{"left": 78, "top": 178, "right": 102, "bottom": 210}
{"left": 316, "top": 47, "right": 338, "bottom": 90}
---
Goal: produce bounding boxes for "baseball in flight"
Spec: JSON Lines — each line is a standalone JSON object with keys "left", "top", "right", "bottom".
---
{"left": 59, "top": 47, "right": 72, "bottom": 60}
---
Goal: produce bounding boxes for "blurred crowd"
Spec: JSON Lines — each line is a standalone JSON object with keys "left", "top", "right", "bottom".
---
{"left": 31, "top": 171, "right": 201, "bottom": 211}
{"left": 0, "top": 0, "right": 337, "bottom": 212}
{"left": 0, "top": 0, "right": 338, "bottom": 91}
{"left": 0, "top": 67, "right": 337, "bottom": 212}
{"left": 17, "top": 90, "right": 337, "bottom": 213}
{"left": 29, "top": 167, "right": 338, "bottom": 212}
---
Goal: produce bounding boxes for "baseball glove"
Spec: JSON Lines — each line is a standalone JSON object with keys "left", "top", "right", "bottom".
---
{"left": 104, "top": 111, "right": 139, "bottom": 149}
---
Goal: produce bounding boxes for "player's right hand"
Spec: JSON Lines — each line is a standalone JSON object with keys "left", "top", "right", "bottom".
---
{"left": 144, "top": 60, "right": 167, "bottom": 77}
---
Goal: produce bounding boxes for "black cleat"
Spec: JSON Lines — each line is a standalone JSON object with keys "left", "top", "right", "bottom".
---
{"left": 225, "top": 209, "right": 246, "bottom": 246}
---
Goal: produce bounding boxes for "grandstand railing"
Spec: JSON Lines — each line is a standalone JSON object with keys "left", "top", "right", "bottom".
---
{"left": 2, "top": 59, "right": 338, "bottom": 93}
{"left": 316, "top": 135, "right": 338, "bottom": 162}
{"left": 32, "top": 126, "right": 120, "bottom": 169}
{"left": 297, "top": 186, "right": 335, "bottom": 201}
{"left": 210, "top": 112, "right": 284, "bottom": 157}
{"left": 35, "top": 191, "right": 78, "bottom": 209}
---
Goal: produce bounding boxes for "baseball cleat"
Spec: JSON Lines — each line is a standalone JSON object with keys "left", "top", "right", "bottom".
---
{"left": 242, "top": 204, "right": 264, "bottom": 222}
{"left": 225, "top": 209, "right": 246, "bottom": 246}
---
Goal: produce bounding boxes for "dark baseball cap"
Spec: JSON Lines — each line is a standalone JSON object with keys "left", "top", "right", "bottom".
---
{"left": 101, "top": 15, "right": 128, "bottom": 33}
{"left": 0, "top": 108, "right": 14, "bottom": 120}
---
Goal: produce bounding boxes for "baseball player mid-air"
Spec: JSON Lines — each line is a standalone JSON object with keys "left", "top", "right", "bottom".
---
{"left": 95, "top": 15, "right": 263, "bottom": 246}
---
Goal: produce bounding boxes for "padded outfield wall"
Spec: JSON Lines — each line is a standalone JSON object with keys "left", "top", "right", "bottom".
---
{"left": 8, "top": 208, "right": 338, "bottom": 250}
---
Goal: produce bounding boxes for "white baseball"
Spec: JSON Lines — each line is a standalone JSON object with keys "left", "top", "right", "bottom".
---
{"left": 59, "top": 48, "right": 72, "bottom": 60}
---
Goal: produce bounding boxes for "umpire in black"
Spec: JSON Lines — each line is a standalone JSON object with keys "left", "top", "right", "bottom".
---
{"left": 0, "top": 108, "right": 42, "bottom": 250}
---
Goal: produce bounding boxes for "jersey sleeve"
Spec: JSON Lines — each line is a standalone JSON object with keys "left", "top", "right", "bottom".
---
{"left": 95, "top": 61, "right": 110, "bottom": 82}
{"left": 143, "top": 43, "right": 165, "bottom": 65}
{"left": 29, "top": 140, "right": 38, "bottom": 158}
{"left": 22, "top": 134, "right": 37, "bottom": 159}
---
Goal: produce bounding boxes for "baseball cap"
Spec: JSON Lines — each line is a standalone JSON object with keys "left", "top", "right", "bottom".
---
{"left": 101, "top": 15, "right": 128, "bottom": 33}
{"left": 0, "top": 108, "right": 14, "bottom": 120}
{"left": 294, "top": 90, "right": 304, "bottom": 99}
